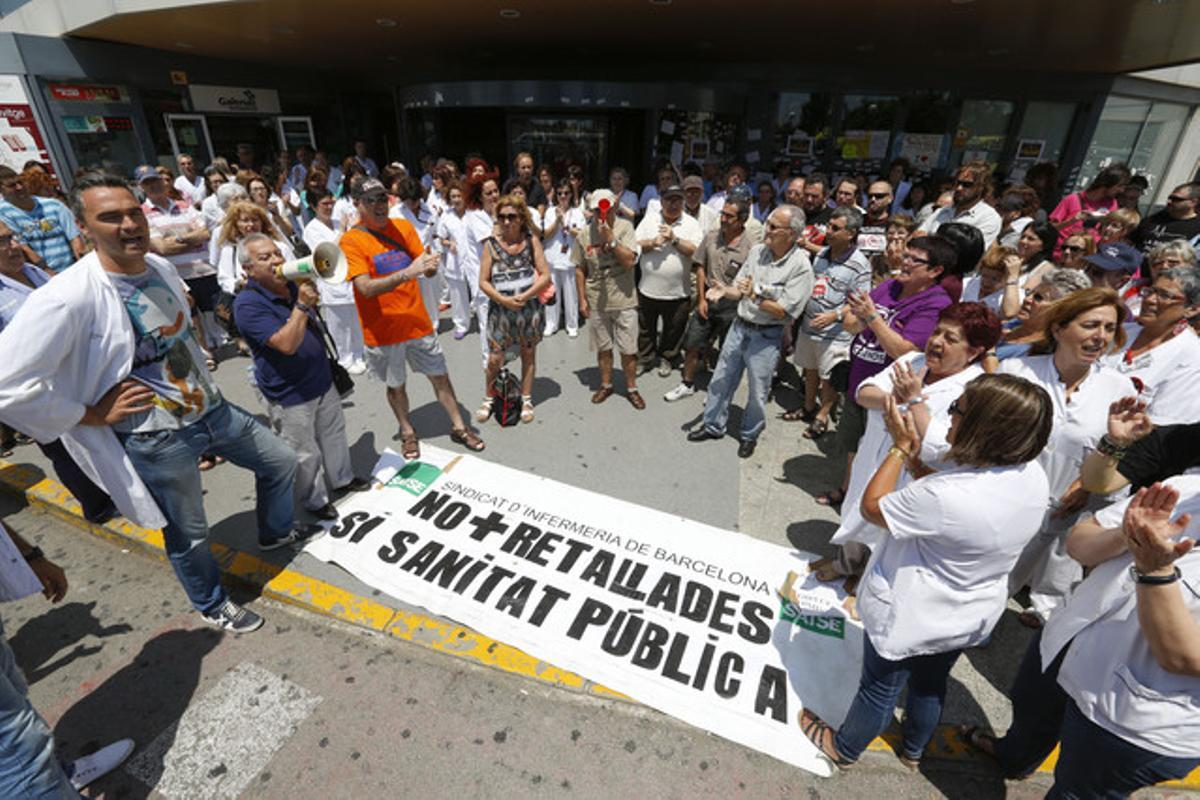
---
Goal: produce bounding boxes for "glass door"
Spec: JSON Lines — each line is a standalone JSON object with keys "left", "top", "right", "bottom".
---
{"left": 508, "top": 115, "right": 608, "bottom": 186}
{"left": 165, "top": 113, "right": 214, "bottom": 167}
{"left": 277, "top": 116, "right": 316, "bottom": 151}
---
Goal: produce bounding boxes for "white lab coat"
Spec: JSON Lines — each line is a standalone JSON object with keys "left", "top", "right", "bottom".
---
{"left": 0, "top": 251, "right": 177, "bottom": 528}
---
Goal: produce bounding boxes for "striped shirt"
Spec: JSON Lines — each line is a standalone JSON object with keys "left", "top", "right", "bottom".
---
{"left": 0, "top": 197, "right": 79, "bottom": 271}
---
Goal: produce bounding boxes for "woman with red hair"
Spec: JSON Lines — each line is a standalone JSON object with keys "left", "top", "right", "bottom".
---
{"left": 463, "top": 168, "right": 502, "bottom": 365}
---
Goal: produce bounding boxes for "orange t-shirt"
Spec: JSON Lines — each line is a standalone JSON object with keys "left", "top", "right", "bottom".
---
{"left": 340, "top": 219, "right": 434, "bottom": 347}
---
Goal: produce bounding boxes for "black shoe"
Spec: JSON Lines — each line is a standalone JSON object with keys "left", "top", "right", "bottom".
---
{"left": 336, "top": 476, "right": 372, "bottom": 493}
{"left": 687, "top": 428, "right": 722, "bottom": 442}
{"left": 201, "top": 599, "right": 264, "bottom": 633}
{"left": 738, "top": 439, "right": 757, "bottom": 458}
{"left": 260, "top": 523, "right": 325, "bottom": 551}
{"left": 309, "top": 503, "right": 339, "bottom": 521}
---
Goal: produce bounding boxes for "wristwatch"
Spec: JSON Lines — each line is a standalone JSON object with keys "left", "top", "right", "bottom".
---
{"left": 1095, "top": 434, "right": 1127, "bottom": 461}
{"left": 22, "top": 546, "right": 44, "bottom": 563}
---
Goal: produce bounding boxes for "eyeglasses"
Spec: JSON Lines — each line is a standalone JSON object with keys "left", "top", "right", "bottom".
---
{"left": 1139, "top": 286, "right": 1186, "bottom": 303}
{"left": 497, "top": 213, "right": 521, "bottom": 222}
{"left": 948, "top": 398, "right": 965, "bottom": 416}
{"left": 364, "top": 196, "right": 389, "bottom": 205}
{"left": 1062, "top": 245, "right": 1085, "bottom": 254}
{"left": 1167, "top": 195, "right": 1191, "bottom": 203}
{"left": 903, "top": 252, "right": 930, "bottom": 265}
{"left": 719, "top": 211, "right": 738, "bottom": 220}
{"left": 765, "top": 221, "right": 787, "bottom": 232}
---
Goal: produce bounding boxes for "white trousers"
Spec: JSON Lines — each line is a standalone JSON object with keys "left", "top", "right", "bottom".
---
{"left": 322, "top": 304, "right": 365, "bottom": 367}
{"left": 419, "top": 273, "right": 444, "bottom": 332}
{"left": 445, "top": 276, "right": 473, "bottom": 334}
{"left": 267, "top": 385, "right": 355, "bottom": 511}
{"left": 542, "top": 267, "right": 579, "bottom": 334}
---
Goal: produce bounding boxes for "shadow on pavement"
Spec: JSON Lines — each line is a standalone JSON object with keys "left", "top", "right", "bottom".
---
{"left": 0, "top": 461, "right": 47, "bottom": 493}
{"left": 53, "top": 626, "right": 223, "bottom": 799}
{"left": 785, "top": 518, "right": 838, "bottom": 559}
{"left": 780, "top": 452, "right": 846, "bottom": 498}
{"left": 10, "top": 601, "right": 133, "bottom": 686}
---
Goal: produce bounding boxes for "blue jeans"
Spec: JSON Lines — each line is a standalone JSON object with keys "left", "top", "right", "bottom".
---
{"left": 700, "top": 320, "right": 783, "bottom": 442}
{"left": 1048, "top": 700, "right": 1199, "bottom": 799}
{"left": 834, "top": 634, "right": 961, "bottom": 762}
{"left": 0, "top": 618, "right": 79, "bottom": 799}
{"left": 118, "top": 402, "right": 297, "bottom": 614}
{"left": 992, "top": 629, "right": 1070, "bottom": 778}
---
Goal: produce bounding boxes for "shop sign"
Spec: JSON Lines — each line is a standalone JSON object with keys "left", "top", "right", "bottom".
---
{"left": 0, "top": 75, "right": 55, "bottom": 173}
{"left": 49, "top": 83, "right": 126, "bottom": 103}
{"left": 188, "top": 84, "right": 281, "bottom": 114}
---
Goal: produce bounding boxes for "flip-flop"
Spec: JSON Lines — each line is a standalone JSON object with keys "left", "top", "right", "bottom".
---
{"left": 782, "top": 407, "right": 817, "bottom": 422}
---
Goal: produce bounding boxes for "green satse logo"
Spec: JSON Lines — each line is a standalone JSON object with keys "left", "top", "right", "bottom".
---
{"left": 779, "top": 601, "right": 846, "bottom": 639}
{"left": 387, "top": 461, "right": 442, "bottom": 496}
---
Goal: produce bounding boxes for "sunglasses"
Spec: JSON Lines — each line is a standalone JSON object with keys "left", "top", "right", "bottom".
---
{"left": 868, "top": 192, "right": 891, "bottom": 199}
{"left": 949, "top": 398, "right": 965, "bottom": 416}
{"left": 1062, "top": 245, "right": 1085, "bottom": 254}
{"left": 498, "top": 213, "right": 521, "bottom": 221}
{"left": 955, "top": 179, "right": 976, "bottom": 188}
{"left": 1168, "top": 195, "right": 1191, "bottom": 203}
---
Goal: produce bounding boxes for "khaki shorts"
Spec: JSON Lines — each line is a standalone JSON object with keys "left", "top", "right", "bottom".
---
{"left": 793, "top": 335, "right": 850, "bottom": 380}
{"left": 365, "top": 333, "right": 448, "bottom": 388}
{"left": 590, "top": 307, "right": 639, "bottom": 355}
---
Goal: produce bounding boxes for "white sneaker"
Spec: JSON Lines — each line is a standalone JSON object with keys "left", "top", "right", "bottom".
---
{"left": 567, "top": 330, "right": 579, "bottom": 338}
{"left": 663, "top": 383, "right": 696, "bottom": 402}
{"left": 347, "top": 361, "right": 368, "bottom": 375}
{"left": 657, "top": 359, "right": 673, "bottom": 378}
{"left": 542, "top": 327, "right": 555, "bottom": 337}
{"left": 67, "top": 738, "right": 136, "bottom": 790}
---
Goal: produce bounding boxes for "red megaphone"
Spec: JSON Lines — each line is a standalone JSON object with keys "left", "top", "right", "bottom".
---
{"left": 597, "top": 198, "right": 612, "bottom": 221}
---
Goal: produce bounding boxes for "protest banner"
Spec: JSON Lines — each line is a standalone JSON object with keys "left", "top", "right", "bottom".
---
{"left": 305, "top": 446, "right": 863, "bottom": 777}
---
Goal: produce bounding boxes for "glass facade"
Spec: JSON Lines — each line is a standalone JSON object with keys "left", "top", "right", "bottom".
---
{"left": 1079, "top": 95, "right": 1192, "bottom": 191}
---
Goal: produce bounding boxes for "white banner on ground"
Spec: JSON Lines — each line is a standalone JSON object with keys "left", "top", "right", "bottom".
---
{"left": 305, "top": 446, "right": 863, "bottom": 777}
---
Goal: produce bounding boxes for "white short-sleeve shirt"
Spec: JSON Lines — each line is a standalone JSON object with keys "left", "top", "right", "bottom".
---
{"left": 634, "top": 212, "right": 703, "bottom": 301}
{"left": 859, "top": 460, "right": 1049, "bottom": 659}
{"left": 999, "top": 354, "right": 1138, "bottom": 501}
{"left": 543, "top": 206, "right": 586, "bottom": 270}
{"left": 303, "top": 217, "right": 354, "bottom": 306}
{"left": 1103, "top": 323, "right": 1200, "bottom": 426}
{"left": 1043, "top": 474, "right": 1200, "bottom": 758}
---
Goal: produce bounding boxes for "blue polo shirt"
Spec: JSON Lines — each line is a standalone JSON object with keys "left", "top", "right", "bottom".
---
{"left": 233, "top": 280, "right": 331, "bottom": 407}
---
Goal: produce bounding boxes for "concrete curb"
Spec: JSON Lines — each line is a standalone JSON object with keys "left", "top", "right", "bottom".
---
{"left": 2, "top": 459, "right": 1197, "bottom": 788}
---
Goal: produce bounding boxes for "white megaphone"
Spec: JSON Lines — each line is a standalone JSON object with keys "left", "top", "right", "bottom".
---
{"left": 275, "top": 241, "right": 347, "bottom": 285}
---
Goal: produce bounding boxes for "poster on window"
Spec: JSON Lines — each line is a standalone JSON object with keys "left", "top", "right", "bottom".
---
{"left": 0, "top": 75, "right": 54, "bottom": 174}
{"left": 305, "top": 446, "right": 865, "bottom": 777}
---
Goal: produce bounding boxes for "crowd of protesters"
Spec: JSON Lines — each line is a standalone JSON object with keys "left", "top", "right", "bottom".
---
{"left": 0, "top": 138, "right": 1198, "bottom": 797}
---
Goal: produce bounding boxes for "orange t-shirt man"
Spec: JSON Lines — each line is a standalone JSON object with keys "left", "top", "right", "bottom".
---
{"left": 340, "top": 219, "right": 434, "bottom": 347}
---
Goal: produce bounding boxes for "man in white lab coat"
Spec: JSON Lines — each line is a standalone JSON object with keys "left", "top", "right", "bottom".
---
{"left": 0, "top": 172, "right": 319, "bottom": 634}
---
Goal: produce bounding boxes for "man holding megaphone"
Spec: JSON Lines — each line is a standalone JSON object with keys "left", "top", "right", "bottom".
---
{"left": 339, "top": 178, "right": 484, "bottom": 458}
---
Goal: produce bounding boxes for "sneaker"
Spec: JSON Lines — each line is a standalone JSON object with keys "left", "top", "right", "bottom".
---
{"left": 663, "top": 383, "right": 696, "bottom": 402}
{"left": 66, "top": 737, "right": 136, "bottom": 790}
{"left": 347, "top": 361, "right": 368, "bottom": 375}
{"left": 453, "top": 329, "right": 468, "bottom": 340}
{"left": 200, "top": 599, "right": 264, "bottom": 633}
{"left": 259, "top": 523, "right": 325, "bottom": 551}
{"left": 657, "top": 359, "right": 673, "bottom": 377}
{"left": 542, "top": 327, "right": 555, "bottom": 337}
{"left": 567, "top": 329, "right": 579, "bottom": 338}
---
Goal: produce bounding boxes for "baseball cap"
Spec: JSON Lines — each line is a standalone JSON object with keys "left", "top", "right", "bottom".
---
{"left": 352, "top": 177, "right": 388, "bottom": 201}
{"left": 1083, "top": 242, "right": 1141, "bottom": 273}
{"left": 660, "top": 183, "right": 684, "bottom": 199}
{"left": 682, "top": 176, "right": 704, "bottom": 192}
{"left": 589, "top": 189, "right": 616, "bottom": 211}
{"left": 134, "top": 165, "right": 161, "bottom": 183}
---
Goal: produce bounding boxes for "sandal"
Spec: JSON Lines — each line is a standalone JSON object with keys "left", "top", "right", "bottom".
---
{"left": 591, "top": 385, "right": 614, "bottom": 404}
{"left": 450, "top": 428, "right": 486, "bottom": 452}
{"left": 803, "top": 417, "right": 830, "bottom": 439}
{"left": 815, "top": 489, "right": 845, "bottom": 510}
{"left": 197, "top": 454, "right": 217, "bottom": 472}
{"left": 807, "top": 557, "right": 843, "bottom": 583}
{"left": 782, "top": 406, "right": 817, "bottom": 423}
{"left": 520, "top": 397, "right": 534, "bottom": 424}
{"left": 798, "top": 708, "right": 855, "bottom": 770}
{"left": 475, "top": 398, "right": 492, "bottom": 423}
{"left": 626, "top": 389, "right": 646, "bottom": 410}
{"left": 400, "top": 432, "right": 420, "bottom": 461}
